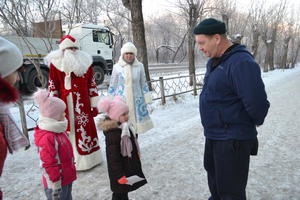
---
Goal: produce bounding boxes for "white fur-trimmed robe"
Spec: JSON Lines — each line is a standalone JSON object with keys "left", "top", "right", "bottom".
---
{"left": 108, "top": 56, "right": 153, "bottom": 134}
{"left": 46, "top": 50, "right": 102, "bottom": 171}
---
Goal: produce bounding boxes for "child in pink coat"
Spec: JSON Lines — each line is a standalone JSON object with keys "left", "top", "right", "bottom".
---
{"left": 33, "top": 89, "right": 76, "bottom": 200}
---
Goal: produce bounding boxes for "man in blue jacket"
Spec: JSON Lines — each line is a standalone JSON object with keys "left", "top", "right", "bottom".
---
{"left": 194, "top": 18, "right": 270, "bottom": 200}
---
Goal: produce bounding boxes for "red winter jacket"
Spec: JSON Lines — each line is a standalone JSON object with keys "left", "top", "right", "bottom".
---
{"left": 34, "top": 122, "right": 76, "bottom": 189}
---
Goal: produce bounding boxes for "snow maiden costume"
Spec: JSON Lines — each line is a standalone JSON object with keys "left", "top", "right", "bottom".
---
{"left": 108, "top": 42, "right": 153, "bottom": 134}
{"left": 45, "top": 35, "right": 102, "bottom": 171}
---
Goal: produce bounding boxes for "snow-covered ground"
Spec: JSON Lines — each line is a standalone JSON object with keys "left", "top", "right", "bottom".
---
{"left": 1, "top": 66, "right": 300, "bottom": 200}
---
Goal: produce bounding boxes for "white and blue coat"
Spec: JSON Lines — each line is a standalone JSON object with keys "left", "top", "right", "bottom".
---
{"left": 108, "top": 56, "right": 153, "bottom": 134}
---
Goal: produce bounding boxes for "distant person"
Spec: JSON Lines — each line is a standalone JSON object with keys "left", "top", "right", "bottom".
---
{"left": 194, "top": 18, "right": 270, "bottom": 200}
{"left": 108, "top": 42, "right": 153, "bottom": 135}
{"left": 33, "top": 89, "right": 76, "bottom": 200}
{"left": 45, "top": 35, "right": 102, "bottom": 171}
{"left": 0, "top": 37, "right": 30, "bottom": 200}
{"left": 98, "top": 96, "right": 147, "bottom": 200}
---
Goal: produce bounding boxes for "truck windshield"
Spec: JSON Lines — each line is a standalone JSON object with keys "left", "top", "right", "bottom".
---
{"left": 92, "top": 30, "right": 110, "bottom": 45}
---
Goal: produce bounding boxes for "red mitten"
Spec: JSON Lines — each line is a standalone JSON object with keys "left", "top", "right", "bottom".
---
{"left": 118, "top": 176, "right": 128, "bottom": 184}
{"left": 91, "top": 107, "right": 99, "bottom": 117}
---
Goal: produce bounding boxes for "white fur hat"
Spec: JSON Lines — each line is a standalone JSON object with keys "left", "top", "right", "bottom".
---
{"left": 0, "top": 37, "right": 23, "bottom": 78}
{"left": 59, "top": 35, "right": 79, "bottom": 50}
{"left": 121, "top": 42, "right": 137, "bottom": 56}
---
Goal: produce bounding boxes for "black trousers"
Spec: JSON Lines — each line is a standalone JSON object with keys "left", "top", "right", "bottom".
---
{"left": 204, "top": 138, "right": 258, "bottom": 200}
{"left": 112, "top": 192, "right": 129, "bottom": 200}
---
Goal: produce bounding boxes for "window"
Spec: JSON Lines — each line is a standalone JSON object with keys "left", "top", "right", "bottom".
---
{"left": 92, "top": 30, "right": 110, "bottom": 45}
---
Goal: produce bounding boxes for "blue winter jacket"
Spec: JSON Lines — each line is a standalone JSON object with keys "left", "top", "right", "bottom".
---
{"left": 199, "top": 45, "right": 270, "bottom": 140}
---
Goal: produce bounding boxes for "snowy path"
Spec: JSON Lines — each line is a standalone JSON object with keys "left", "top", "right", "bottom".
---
{"left": 1, "top": 67, "right": 300, "bottom": 200}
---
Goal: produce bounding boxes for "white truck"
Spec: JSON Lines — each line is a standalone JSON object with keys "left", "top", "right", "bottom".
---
{"left": 3, "top": 23, "right": 114, "bottom": 94}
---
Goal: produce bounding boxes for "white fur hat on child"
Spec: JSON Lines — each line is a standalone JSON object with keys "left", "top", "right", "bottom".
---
{"left": 0, "top": 37, "right": 23, "bottom": 78}
{"left": 34, "top": 89, "right": 66, "bottom": 121}
{"left": 121, "top": 42, "right": 137, "bottom": 56}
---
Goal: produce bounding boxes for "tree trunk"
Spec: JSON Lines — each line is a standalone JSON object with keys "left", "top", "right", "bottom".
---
{"left": 122, "top": 0, "right": 152, "bottom": 90}
{"left": 222, "top": 14, "right": 229, "bottom": 35}
{"left": 263, "top": 42, "right": 272, "bottom": 72}
{"left": 269, "top": 27, "right": 278, "bottom": 70}
{"left": 281, "top": 36, "right": 291, "bottom": 69}
{"left": 251, "top": 24, "right": 260, "bottom": 59}
{"left": 188, "top": 4, "right": 198, "bottom": 86}
{"left": 291, "top": 42, "right": 300, "bottom": 68}
{"left": 172, "top": 32, "right": 187, "bottom": 63}
{"left": 188, "top": 30, "right": 195, "bottom": 86}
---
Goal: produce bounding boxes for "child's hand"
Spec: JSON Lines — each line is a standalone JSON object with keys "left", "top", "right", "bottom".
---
{"left": 51, "top": 180, "right": 61, "bottom": 200}
{"left": 118, "top": 176, "right": 128, "bottom": 184}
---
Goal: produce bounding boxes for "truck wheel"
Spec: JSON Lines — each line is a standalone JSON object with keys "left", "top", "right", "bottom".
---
{"left": 26, "top": 69, "right": 49, "bottom": 93}
{"left": 93, "top": 66, "right": 105, "bottom": 85}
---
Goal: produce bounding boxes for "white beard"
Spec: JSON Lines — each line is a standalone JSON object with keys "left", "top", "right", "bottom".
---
{"left": 46, "top": 49, "right": 93, "bottom": 76}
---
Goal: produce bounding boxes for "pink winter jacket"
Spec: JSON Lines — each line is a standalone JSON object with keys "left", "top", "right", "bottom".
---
{"left": 34, "top": 117, "right": 76, "bottom": 189}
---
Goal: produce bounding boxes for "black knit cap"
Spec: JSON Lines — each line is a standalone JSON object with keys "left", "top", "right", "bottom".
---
{"left": 193, "top": 18, "right": 226, "bottom": 35}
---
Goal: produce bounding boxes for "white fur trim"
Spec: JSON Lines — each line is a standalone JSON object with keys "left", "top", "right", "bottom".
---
{"left": 90, "top": 96, "right": 100, "bottom": 108}
{"left": 68, "top": 130, "right": 103, "bottom": 171}
{"left": 45, "top": 50, "right": 92, "bottom": 76}
{"left": 118, "top": 55, "right": 138, "bottom": 67}
{"left": 64, "top": 74, "right": 71, "bottom": 89}
{"left": 44, "top": 49, "right": 64, "bottom": 68}
{"left": 144, "top": 92, "right": 152, "bottom": 104}
{"left": 37, "top": 116, "right": 68, "bottom": 133}
{"left": 121, "top": 42, "right": 137, "bottom": 55}
{"left": 59, "top": 38, "right": 79, "bottom": 50}
{"left": 136, "top": 119, "right": 154, "bottom": 134}
{"left": 65, "top": 75, "right": 103, "bottom": 171}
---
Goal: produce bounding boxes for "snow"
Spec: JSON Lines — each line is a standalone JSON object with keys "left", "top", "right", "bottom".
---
{"left": 1, "top": 66, "right": 300, "bottom": 200}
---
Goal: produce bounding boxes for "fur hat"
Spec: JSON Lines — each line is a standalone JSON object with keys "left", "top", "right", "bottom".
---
{"left": 59, "top": 35, "right": 79, "bottom": 50}
{"left": 34, "top": 89, "right": 66, "bottom": 121}
{"left": 193, "top": 18, "right": 226, "bottom": 35}
{"left": 0, "top": 36, "right": 23, "bottom": 78}
{"left": 121, "top": 42, "right": 137, "bottom": 56}
{"left": 98, "top": 96, "right": 129, "bottom": 121}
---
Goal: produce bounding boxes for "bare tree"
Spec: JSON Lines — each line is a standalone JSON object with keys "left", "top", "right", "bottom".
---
{"left": 0, "top": 0, "right": 60, "bottom": 88}
{"left": 0, "top": 0, "right": 34, "bottom": 36}
{"left": 122, "top": 0, "right": 151, "bottom": 89}
{"left": 246, "top": 0, "right": 265, "bottom": 59}
{"left": 260, "top": 0, "right": 287, "bottom": 71}
{"left": 280, "top": 22, "right": 292, "bottom": 69}
{"left": 145, "top": 13, "right": 187, "bottom": 63}
{"left": 99, "top": 0, "right": 130, "bottom": 61}
{"left": 289, "top": 14, "right": 300, "bottom": 69}
{"left": 214, "top": 0, "right": 237, "bottom": 35}
{"left": 177, "top": 0, "right": 207, "bottom": 85}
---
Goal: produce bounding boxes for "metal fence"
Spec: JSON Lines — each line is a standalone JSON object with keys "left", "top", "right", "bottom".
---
{"left": 149, "top": 73, "right": 205, "bottom": 104}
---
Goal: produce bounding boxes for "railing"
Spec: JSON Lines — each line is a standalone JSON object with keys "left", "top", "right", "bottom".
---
{"left": 149, "top": 73, "right": 205, "bottom": 104}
